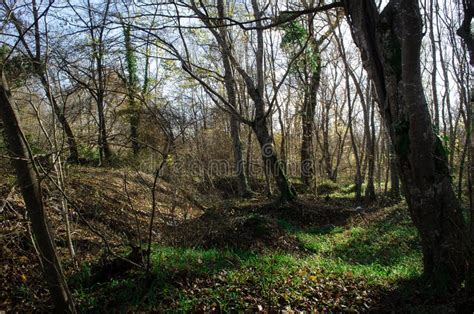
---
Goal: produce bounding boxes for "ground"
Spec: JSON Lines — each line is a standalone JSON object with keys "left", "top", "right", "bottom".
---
{"left": 0, "top": 166, "right": 471, "bottom": 312}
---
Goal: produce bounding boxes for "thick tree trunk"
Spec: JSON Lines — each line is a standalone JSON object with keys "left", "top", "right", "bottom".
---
{"left": 249, "top": 0, "right": 296, "bottom": 202}
{"left": 457, "top": 0, "right": 474, "bottom": 67}
{"left": 253, "top": 118, "right": 296, "bottom": 202}
{"left": 345, "top": 0, "right": 468, "bottom": 289}
{"left": 0, "top": 71, "right": 76, "bottom": 313}
{"left": 230, "top": 114, "right": 251, "bottom": 196}
{"left": 466, "top": 87, "right": 474, "bottom": 293}
{"left": 300, "top": 15, "right": 322, "bottom": 187}
{"left": 389, "top": 142, "right": 400, "bottom": 197}
{"left": 301, "top": 79, "right": 318, "bottom": 186}
{"left": 213, "top": 0, "right": 252, "bottom": 197}
{"left": 457, "top": 0, "right": 474, "bottom": 292}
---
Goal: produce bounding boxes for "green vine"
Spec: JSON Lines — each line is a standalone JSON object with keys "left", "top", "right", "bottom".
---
{"left": 280, "top": 20, "right": 320, "bottom": 75}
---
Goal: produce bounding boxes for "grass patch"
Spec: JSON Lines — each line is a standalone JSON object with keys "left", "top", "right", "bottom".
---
{"left": 295, "top": 207, "right": 422, "bottom": 285}
{"left": 71, "top": 203, "right": 422, "bottom": 312}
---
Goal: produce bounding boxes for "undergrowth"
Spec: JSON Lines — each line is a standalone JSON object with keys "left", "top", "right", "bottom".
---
{"left": 70, "top": 202, "right": 423, "bottom": 312}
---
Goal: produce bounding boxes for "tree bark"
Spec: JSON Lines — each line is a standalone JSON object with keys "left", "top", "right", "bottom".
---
{"left": 345, "top": 0, "right": 468, "bottom": 289}
{"left": 389, "top": 141, "right": 400, "bottom": 197}
{"left": 88, "top": 0, "right": 112, "bottom": 165}
{"left": 457, "top": 0, "right": 474, "bottom": 67}
{"left": 365, "top": 85, "right": 376, "bottom": 201}
{"left": 124, "top": 23, "right": 140, "bottom": 156}
{"left": 457, "top": 0, "right": 474, "bottom": 294}
{"left": 216, "top": 0, "right": 252, "bottom": 197}
{"left": 230, "top": 114, "right": 251, "bottom": 196}
{"left": 300, "top": 14, "right": 322, "bottom": 187}
{"left": 250, "top": 0, "right": 296, "bottom": 202}
{"left": 252, "top": 118, "right": 296, "bottom": 202}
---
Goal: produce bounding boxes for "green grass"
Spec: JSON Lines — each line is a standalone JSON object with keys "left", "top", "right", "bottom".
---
{"left": 71, "top": 204, "right": 422, "bottom": 312}
{"left": 295, "top": 211, "right": 422, "bottom": 285}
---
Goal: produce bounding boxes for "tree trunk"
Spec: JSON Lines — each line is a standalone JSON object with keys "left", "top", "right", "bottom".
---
{"left": 124, "top": 24, "right": 140, "bottom": 156}
{"left": 0, "top": 70, "right": 76, "bottom": 313}
{"left": 389, "top": 142, "right": 400, "bottom": 197}
{"left": 97, "top": 92, "right": 111, "bottom": 165}
{"left": 91, "top": 0, "right": 112, "bottom": 165}
{"left": 301, "top": 79, "right": 318, "bottom": 186}
{"left": 216, "top": 0, "right": 252, "bottom": 197}
{"left": 230, "top": 114, "right": 251, "bottom": 196}
{"left": 249, "top": 0, "right": 296, "bottom": 202}
{"left": 321, "top": 102, "right": 334, "bottom": 181}
{"left": 457, "top": 0, "right": 474, "bottom": 292}
{"left": 253, "top": 118, "right": 296, "bottom": 202}
{"left": 345, "top": 0, "right": 468, "bottom": 289}
{"left": 300, "top": 15, "right": 322, "bottom": 187}
{"left": 468, "top": 87, "right": 474, "bottom": 292}
{"left": 365, "top": 86, "right": 376, "bottom": 201}
{"left": 342, "top": 53, "right": 362, "bottom": 201}
{"left": 428, "top": 0, "right": 440, "bottom": 129}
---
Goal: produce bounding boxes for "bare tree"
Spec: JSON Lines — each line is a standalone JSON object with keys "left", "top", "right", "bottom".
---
{"left": 0, "top": 62, "right": 76, "bottom": 313}
{"left": 345, "top": 0, "right": 468, "bottom": 289}
{"left": 3, "top": 1, "right": 80, "bottom": 163}
{"left": 166, "top": 0, "right": 298, "bottom": 201}
{"left": 65, "top": 0, "right": 113, "bottom": 165}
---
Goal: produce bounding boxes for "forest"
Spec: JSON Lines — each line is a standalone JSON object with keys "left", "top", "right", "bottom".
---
{"left": 0, "top": 0, "right": 473, "bottom": 312}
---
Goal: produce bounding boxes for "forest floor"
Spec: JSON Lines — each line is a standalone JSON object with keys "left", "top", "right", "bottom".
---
{"left": 0, "top": 165, "right": 471, "bottom": 312}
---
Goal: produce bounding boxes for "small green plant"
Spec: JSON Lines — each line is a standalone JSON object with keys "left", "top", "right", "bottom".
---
{"left": 78, "top": 145, "right": 100, "bottom": 163}
{"left": 316, "top": 179, "right": 339, "bottom": 195}
{"left": 340, "top": 183, "right": 356, "bottom": 194}
{"left": 68, "top": 263, "right": 92, "bottom": 288}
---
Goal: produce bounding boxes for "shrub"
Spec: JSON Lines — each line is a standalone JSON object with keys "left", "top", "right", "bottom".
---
{"left": 316, "top": 179, "right": 339, "bottom": 195}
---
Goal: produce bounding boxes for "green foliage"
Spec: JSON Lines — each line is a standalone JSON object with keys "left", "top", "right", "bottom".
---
{"left": 280, "top": 20, "right": 320, "bottom": 75}
{"left": 70, "top": 203, "right": 422, "bottom": 312}
{"left": 69, "top": 264, "right": 92, "bottom": 288}
{"left": 0, "top": 44, "right": 8, "bottom": 60}
{"left": 123, "top": 24, "right": 139, "bottom": 91}
{"left": 340, "top": 183, "right": 357, "bottom": 194}
{"left": 316, "top": 179, "right": 339, "bottom": 195}
{"left": 434, "top": 131, "right": 451, "bottom": 159}
{"left": 296, "top": 208, "right": 421, "bottom": 284}
{"left": 151, "top": 247, "right": 248, "bottom": 280}
{"left": 0, "top": 44, "right": 34, "bottom": 88}
{"left": 281, "top": 21, "right": 307, "bottom": 47}
{"left": 433, "top": 131, "right": 452, "bottom": 176}
{"left": 78, "top": 145, "right": 100, "bottom": 163}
